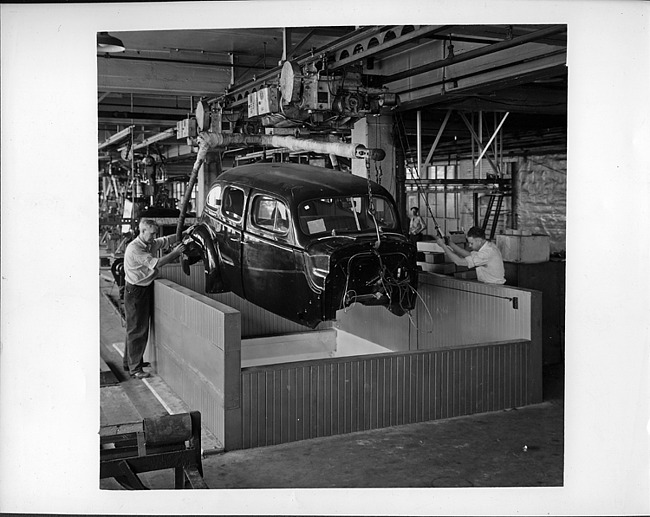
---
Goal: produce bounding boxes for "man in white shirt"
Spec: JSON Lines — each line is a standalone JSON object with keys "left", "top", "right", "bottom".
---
{"left": 409, "top": 207, "right": 426, "bottom": 244}
{"left": 122, "top": 219, "right": 187, "bottom": 379}
{"left": 434, "top": 226, "right": 505, "bottom": 284}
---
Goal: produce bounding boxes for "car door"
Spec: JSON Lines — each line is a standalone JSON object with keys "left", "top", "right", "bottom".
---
{"left": 215, "top": 185, "right": 246, "bottom": 296}
{"left": 242, "top": 193, "right": 306, "bottom": 322}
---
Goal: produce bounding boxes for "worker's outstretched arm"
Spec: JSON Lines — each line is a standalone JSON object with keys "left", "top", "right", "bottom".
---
{"left": 448, "top": 241, "right": 470, "bottom": 258}
{"left": 157, "top": 244, "right": 186, "bottom": 268}
{"left": 435, "top": 236, "right": 469, "bottom": 267}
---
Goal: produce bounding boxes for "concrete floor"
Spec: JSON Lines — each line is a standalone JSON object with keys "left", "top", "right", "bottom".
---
{"left": 99, "top": 271, "right": 564, "bottom": 490}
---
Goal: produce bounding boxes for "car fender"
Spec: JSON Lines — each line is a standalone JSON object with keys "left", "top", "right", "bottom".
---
{"left": 182, "top": 224, "right": 225, "bottom": 293}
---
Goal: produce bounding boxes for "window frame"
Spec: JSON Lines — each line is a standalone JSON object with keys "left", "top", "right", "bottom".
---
{"left": 221, "top": 185, "right": 246, "bottom": 223}
{"left": 298, "top": 194, "right": 399, "bottom": 236}
{"left": 206, "top": 184, "right": 223, "bottom": 210}
{"left": 249, "top": 193, "right": 291, "bottom": 236}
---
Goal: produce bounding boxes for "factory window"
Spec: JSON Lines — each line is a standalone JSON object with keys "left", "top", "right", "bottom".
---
{"left": 222, "top": 186, "right": 245, "bottom": 221}
{"left": 251, "top": 195, "right": 289, "bottom": 234}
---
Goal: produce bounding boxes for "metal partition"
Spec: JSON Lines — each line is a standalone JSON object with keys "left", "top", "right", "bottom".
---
{"left": 150, "top": 279, "right": 242, "bottom": 450}
{"left": 161, "top": 264, "right": 332, "bottom": 338}
{"left": 155, "top": 268, "right": 542, "bottom": 451}
{"left": 335, "top": 273, "right": 538, "bottom": 351}
{"left": 240, "top": 339, "right": 535, "bottom": 449}
{"left": 240, "top": 274, "right": 542, "bottom": 449}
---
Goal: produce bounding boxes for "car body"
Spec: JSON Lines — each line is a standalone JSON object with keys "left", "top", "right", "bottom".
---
{"left": 182, "top": 162, "right": 418, "bottom": 328}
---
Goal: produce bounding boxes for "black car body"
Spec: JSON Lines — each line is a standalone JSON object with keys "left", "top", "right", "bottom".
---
{"left": 182, "top": 163, "right": 418, "bottom": 328}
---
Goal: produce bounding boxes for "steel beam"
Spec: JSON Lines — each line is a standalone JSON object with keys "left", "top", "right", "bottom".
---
{"left": 423, "top": 109, "right": 452, "bottom": 166}
{"left": 288, "top": 29, "right": 316, "bottom": 59}
{"left": 97, "top": 54, "right": 266, "bottom": 71}
{"left": 416, "top": 110, "right": 422, "bottom": 178}
{"left": 475, "top": 112, "right": 509, "bottom": 166}
{"left": 129, "top": 128, "right": 177, "bottom": 151}
{"left": 396, "top": 51, "right": 566, "bottom": 111}
{"left": 98, "top": 125, "right": 134, "bottom": 150}
{"left": 98, "top": 58, "right": 226, "bottom": 96}
{"left": 329, "top": 25, "right": 453, "bottom": 71}
{"left": 458, "top": 112, "right": 500, "bottom": 175}
{"left": 383, "top": 24, "right": 565, "bottom": 83}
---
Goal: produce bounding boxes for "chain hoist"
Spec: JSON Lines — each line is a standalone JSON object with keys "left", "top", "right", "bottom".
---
{"left": 365, "top": 158, "right": 374, "bottom": 209}
{"left": 365, "top": 157, "right": 382, "bottom": 249}
{"left": 375, "top": 161, "right": 383, "bottom": 185}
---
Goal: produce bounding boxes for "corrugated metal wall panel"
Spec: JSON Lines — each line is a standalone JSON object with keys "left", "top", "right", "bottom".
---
{"left": 414, "top": 274, "right": 532, "bottom": 348}
{"left": 161, "top": 264, "right": 332, "bottom": 337}
{"left": 151, "top": 279, "right": 241, "bottom": 450}
{"left": 152, "top": 272, "right": 541, "bottom": 451}
{"left": 240, "top": 340, "right": 533, "bottom": 449}
{"left": 336, "top": 273, "right": 534, "bottom": 353}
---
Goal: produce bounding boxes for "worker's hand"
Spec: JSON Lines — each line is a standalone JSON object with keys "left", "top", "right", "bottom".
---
{"left": 182, "top": 224, "right": 197, "bottom": 236}
{"left": 173, "top": 243, "right": 186, "bottom": 256}
{"left": 434, "top": 235, "right": 446, "bottom": 247}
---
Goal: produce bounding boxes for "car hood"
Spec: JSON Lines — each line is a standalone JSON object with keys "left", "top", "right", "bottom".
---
{"left": 306, "top": 232, "right": 418, "bottom": 320}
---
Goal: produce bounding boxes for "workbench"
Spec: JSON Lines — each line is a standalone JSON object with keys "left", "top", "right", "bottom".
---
{"left": 100, "top": 385, "right": 208, "bottom": 489}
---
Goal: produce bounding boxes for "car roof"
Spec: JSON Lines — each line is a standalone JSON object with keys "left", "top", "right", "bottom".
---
{"left": 215, "top": 162, "right": 392, "bottom": 204}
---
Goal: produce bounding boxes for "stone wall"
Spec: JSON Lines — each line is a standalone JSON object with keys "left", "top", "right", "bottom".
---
{"left": 515, "top": 154, "right": 567, "bottom": 255}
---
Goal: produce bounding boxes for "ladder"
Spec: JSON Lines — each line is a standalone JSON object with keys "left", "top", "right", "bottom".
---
{"left": 478, "top": 193, "right": 506, "bottom": 240}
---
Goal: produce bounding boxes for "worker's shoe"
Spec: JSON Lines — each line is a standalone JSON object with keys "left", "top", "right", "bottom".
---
{"left": 123, "top": 361, "right": 151, "bottom": 372}
{"left": 130, "top": 371, "right": 151, "bottom": 380}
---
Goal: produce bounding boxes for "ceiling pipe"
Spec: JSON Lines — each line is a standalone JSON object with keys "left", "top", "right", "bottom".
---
{"left": 96, "top": 54, "right": 268, "bottom": 71}
{"left": 197, "top": 132, "right": 386, "bottom": 161}
{"left": 175, "top": 138, "right": 211, "bottom": 241}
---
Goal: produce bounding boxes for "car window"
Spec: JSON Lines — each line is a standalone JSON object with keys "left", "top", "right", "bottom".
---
{"left": 251, "top": 195, "right": 290, "bottom": 234}
{"left": 222, "top": 186, "right": 245, "bottom": 221}
{"left": 206, "top": 184, "right": 222, "bottom": 209}
{"left": 299, "top": 195, "right": 398, "bottom": 236}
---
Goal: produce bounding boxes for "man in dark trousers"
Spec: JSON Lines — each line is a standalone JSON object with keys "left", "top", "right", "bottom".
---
{"left": 122, "top": 219, "right": 187, "bottom": 379}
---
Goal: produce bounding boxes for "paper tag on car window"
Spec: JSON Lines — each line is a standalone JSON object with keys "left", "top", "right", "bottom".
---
{"left": 307, "top": 218, "right": 326, "bottom": 234}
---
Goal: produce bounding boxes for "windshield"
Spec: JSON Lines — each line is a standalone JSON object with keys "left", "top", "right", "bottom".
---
{"left": 298, "top": 195, "right": 399, "bottom": 236}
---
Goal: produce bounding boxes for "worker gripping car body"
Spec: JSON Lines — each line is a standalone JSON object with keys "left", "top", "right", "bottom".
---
{"left": 435, "top": 226, "right": 506, "bottom": 284}
{"left": 122, "top": 219, "right": 189, "bottom": 379}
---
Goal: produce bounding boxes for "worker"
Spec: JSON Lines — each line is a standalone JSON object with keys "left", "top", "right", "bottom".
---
{"left": 434, "top": 226, "right": 506, "bottom": 284}
{"left": 122, "top": 219, "right": 188, "bottom": 379}
{"left": 408, "top": 207, "right": 426, "bottom": 244}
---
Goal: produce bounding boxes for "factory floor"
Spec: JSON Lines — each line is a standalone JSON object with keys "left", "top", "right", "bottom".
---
{"left": 99, "top": 271, "right": 564, "bottom": 490}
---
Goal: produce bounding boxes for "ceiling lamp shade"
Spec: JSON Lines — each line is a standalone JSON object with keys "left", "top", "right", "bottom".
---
{"left": 97, "top": 32, "right": 125, "bottom": 53}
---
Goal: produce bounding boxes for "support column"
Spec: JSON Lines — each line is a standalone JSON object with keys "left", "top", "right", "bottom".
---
{"left": 196, "top": 151, "right": 222, "bottom": 216}
{"left": 351, "top": 115, "right": 396, "bottom": 201}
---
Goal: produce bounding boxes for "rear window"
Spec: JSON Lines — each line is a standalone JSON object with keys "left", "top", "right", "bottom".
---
{"left": 206, "top": 184, "right": 222, "bottom": 209}
{"left": 251, "top": 195, "right": 290, "bottom": 234}
{"left": 298, "top": 195, "right": 398, "bottom": 236}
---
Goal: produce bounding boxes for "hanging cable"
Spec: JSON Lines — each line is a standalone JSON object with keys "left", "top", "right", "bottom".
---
{"left": 395, "top": 112, "right": 443, "bottom": 238}
{"left": 364, "top": 158, "right": 382, "bottom": 249}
